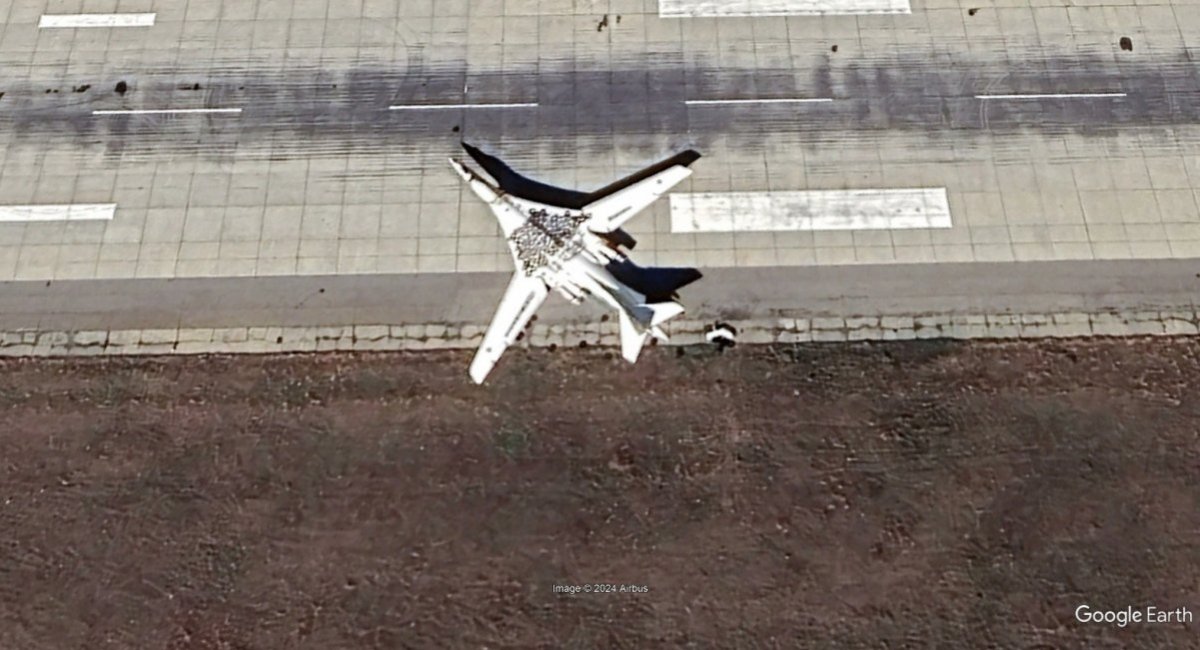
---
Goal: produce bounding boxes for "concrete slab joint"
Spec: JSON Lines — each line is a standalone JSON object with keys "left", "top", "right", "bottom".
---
{"left": 1, "top": 308, "right": 1198, "bottom": 359}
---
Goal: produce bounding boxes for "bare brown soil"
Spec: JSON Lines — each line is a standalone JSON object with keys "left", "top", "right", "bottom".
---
{"left": 1, "top": 339, "right": 1198, "bottom": 649}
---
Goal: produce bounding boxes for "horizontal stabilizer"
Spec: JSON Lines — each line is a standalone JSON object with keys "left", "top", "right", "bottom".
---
{"left": 618, "top": 302, "right": 680, "bottom": 363}
{"left": 617, "top": 309, "right": 649, "bottom": 363}
{"left": 606, "top": 258, "right": 703, "bottom": 303}
{"left": 646, "top": 301, "right": 685, "bottom": 327}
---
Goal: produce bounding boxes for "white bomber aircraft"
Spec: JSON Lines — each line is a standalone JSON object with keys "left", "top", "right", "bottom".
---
{"left": 450, "top": 143, "right": 704, "bottom": 384}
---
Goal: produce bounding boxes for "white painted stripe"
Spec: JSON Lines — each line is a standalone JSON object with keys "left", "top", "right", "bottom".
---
{"left": 388, "top": 103, "right": 538, "bottom": 110}
{"left": 670, "top": 189, "right": 951, "bottom": 233}
{"left": 0, "top": 204, "right": 116, "bottom": 222}
{"left": 92, "top": 108, "right": 243, "bottom": 116}
{"left": 686, "top": 98, "right": 834, "bottom": 106}
{"left": 659, "top": 0, "right": 910, "bottom": 16}
{"left": 38, "top": 13, "right": 156, "bottom": 28}
{"left": 976, "top": 93, "right": 1127, "bottom": 100}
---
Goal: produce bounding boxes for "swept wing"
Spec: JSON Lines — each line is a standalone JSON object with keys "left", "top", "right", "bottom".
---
{"left": 583, "top": 156, "right": 698, "bottom": 233}
{"left": 469, "top": 272, "right": 550, "bottom": 384}
{"left": 460, "top": 142, "right": 700, "bottom": 233}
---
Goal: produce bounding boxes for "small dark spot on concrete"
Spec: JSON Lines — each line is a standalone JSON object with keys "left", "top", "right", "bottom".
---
{"left": 193, "top": 83, "right": 201, "bottom": 90}
{"left": 831, "top": 45, "right": 838, "bottom": 53}
{"left": 452, "top": 125, "right": 460, "bottom": 133}
{"left": 45, "top": 280, "right": 52, "bottom": 287}
{"left": 275, "top": 336, "right": 283, "bottom": 344}
{"left": 73, "top": 84, "right": 90, "bottom": 93}
{"left": 1119, "top": 36, "right": 1133, "bottom": 52}
{"left": 318, "top": 288, "right": 325, "bottom": 293}
{"left": 578, "top": 341, "right": 589, "bottom": 348}
{"left": 238, "top": 86, "right": 244, "bottom": 90}
{"left": 53, "top": 89, "right": 59, "bottom": 93}
{"left": 616, "top": 15, "right": 621, "bottom": 23}
{"left": 115, "top": 81, "right": 128, "bottom": 95}
{"left": 0, "top": 92, "right": 5, "bottom": 101}
{"left": 548, "top": 343, "right": 557, "bottom": 352}
{"left": 649, "top": 338, "right": 658, "bottom": 347}
{"left": 676, "top": 348, "right": 685, "bottom": 358}
{"left": 603, "top": 351, "right": 614, "bottom": 360}
{"left": 967, "top": 7, "right": 978, "bottom": 15}
{"left": 600, "top": 314, "right": 609, "bottom": 322}
{"left": 45, "top": 89, "right": 52, "bottom": 94}
{"left": 597, "top": 14, "right": 609, "bottom": 32}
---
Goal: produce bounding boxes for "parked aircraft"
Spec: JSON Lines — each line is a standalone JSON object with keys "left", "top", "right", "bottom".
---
{"left": 450, "top": 143, "right": 704, "bottom": 383}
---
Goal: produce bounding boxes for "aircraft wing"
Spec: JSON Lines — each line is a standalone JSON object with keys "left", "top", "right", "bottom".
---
{"left": 469, "top": 272, "right": 550, "bottom": 384}
{"left": 584, "top": 151, "right": 700, "bottom": 233}
{"left": 457, "top": 143, "right": 701, "bottom": 234}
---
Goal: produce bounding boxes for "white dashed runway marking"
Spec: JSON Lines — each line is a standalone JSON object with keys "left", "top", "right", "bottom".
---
{"left": 92, "top": 108, "right": 243, "bottom": 116}
{"left": 659, "top": 0, "right": 910, "bottom": 16}
{"left": 0, "top": 204, "right": 116, "bottom": 222}
{"left": 670, "top": 189, "right": 952, "bottom": 232}
{"left": 685, "top": 98, "right": 834, "bottom": 106}
{"left": 38, "top": 13, "right": 156, "bottom": 28}
{"left": 388, "top": 103, "right": 539, "bottom": 110}
{"left": 975, "top": 93, "right": 1127, "bottom": 100}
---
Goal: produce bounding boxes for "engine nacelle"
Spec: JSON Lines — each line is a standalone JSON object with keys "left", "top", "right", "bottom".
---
{"left": 556, "top": 282, "right": 587, "bottom": 305}
{"left": 601, "top": 228, "right": 638, "bottom": 250}
{"left": 581, "top": 230, "right": 624, "bottom": 264}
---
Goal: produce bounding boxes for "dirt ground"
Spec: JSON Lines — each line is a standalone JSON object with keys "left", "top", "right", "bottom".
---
{"left": 1, "top": 338, "right": 1198, "bottom": 649}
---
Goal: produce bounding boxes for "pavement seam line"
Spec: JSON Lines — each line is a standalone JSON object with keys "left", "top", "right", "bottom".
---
{"left": 1, "top": 309, "right": 1196, "bottom": 358}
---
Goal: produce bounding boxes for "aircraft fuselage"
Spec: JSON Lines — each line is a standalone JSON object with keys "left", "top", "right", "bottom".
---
{"left": 453, "top": 156, "right": 662, "bottom": 326}
{"left": 519, "top": 213, "right": 645, "bottom": 322}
